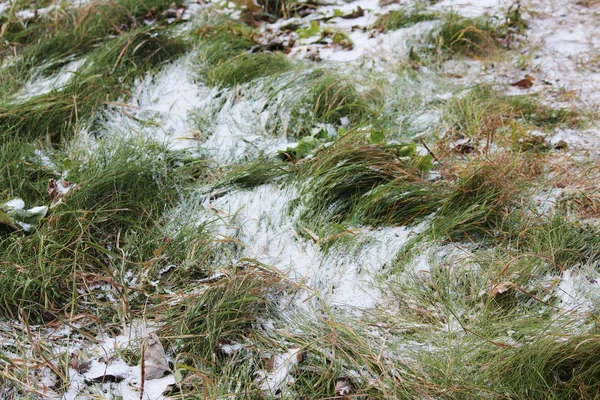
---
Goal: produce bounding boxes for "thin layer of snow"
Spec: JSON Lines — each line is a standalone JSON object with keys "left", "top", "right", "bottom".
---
{"left": 555, "top": 268, "right": 600, "bottom": 313}
{"left": 432, "top": 0, "right": 505, "bottom": 17}
{"left": 3, "top": 198, "right": 25, "bottom": 210}
{"left": 100, "top": 58, "right": 209, "bottom": 150}
{"left": 61, "top": 322, "right": 175, "bottom": 400}
{"left": 16, "top": 58, "right": 86, "bottom": 100}
{"left": 196, "top": 183, "right": 425, "bottom": 311}
{"left": 257, "top": 348, "right": 301, "bottom": 395}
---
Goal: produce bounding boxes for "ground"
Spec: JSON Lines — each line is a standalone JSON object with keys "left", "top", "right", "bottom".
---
{"left": 1, "top": 0, "right": 600, "bottom": 399}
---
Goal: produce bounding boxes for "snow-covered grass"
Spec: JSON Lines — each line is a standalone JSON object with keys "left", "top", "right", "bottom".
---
{"left": 2, "top": 0, "right": 600, "bottom": 399}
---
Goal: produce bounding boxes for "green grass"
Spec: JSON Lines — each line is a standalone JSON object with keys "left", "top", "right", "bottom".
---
{"left": 373, "top": 7, "right": 438, "bottom": 31}
{"left": 1, "top": 1, "right": 598, "bottom": 398}
{"left": 432, "top": 12, "right": 500, "bottom": 57}
{"left": 161, "top": 266, "right": 285, "bottom": 397}
{"left": 0, "top": 26, "right": 188, "bottom": 143}
{"left": 216, "top": 157, "right": 291, "bottom": 189}
{"left": 206, "top": 52, "right": 294, "bottom": 87}
{"left": 1, "top": 0, "right": 182, "bottom": 85}
{"left": 297, "top": 134, "right": 439, "bottom": 233}
{"left": 0, "top": 138, "right": 203, "bottom": 322}
{"left": 443, "top": 85, "right": 581, "bottom": 146}
{"left": 196, "top": 22, "right": 295, "bottom": 87}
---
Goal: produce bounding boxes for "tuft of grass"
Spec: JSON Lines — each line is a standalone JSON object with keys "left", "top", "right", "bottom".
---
{"left": 432, "top": 12, "right": 499, "bottom": 56}
{"left": 0, "top": 138, "right": 202, "bottom": 322}
{"left": 489, "top": 334, "right": 600, "bottom": 399}
{"left": 216, "top": 157, "right": 291, "bottom": 189}
{"left": 1, "top": 0, "right": 183, "bottom": 78}
{"left": 206, "top": 52, "right": 293, "bottom": 87}
{"left": 433, "top": 155, "right": 527, "bottom": 240}
{"left": 444, "top": 85, "right": 581, "bottom": 147}
{"left": 0, "top": 26, "right": 188, "bottom": 143}
{"left": 284, "top": 71, "right": 379, "bottom": 138}
{"left": 196, "top": 21, "right": 295, "bottom": 87}
{"left": 518, "top": 215, "right": 600, "bottom": 270}
{"left": 298, "top": 134, "right": 437, "bottom": 231}
{"left": 373, "top": 7, "right": 438, "bottom": 31}
{"left": 161, "top": 266, "right": 286, "bottom": 397}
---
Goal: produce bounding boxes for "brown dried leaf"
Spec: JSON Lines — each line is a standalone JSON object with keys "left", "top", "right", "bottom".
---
{"left": 342, "top": 6, "right": 364, "bottom": 19}
{"left": 510, "top": 77, "right": 534, "bottom": 89}
{"left": 491, "top": 282, "right": 513, "bottom": 296}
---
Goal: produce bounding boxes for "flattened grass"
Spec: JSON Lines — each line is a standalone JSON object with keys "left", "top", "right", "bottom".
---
{"left": 0, "top": 138, "right": 203, "bottom": 321}
{"left": 0, "top": 26, "right": 188, "bottom": 143}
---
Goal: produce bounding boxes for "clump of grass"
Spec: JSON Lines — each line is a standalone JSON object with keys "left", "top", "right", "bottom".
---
{"left": 161, "top": 266, "right": 285, "bottom": 396}
{"left": 518, "top": 215, "right": 600, "bottom": 270}
{"left": 489, "top": 334, "right": 600, "bottom": 398}
{"left": 308, "top": 72, "right": 371, "bottom": 127}
{"left": 216, "top": 157, "right": 291, "bottom": 189}
{"left": 432, "top": 12, "right": 499, "bottom": 56}
{"left": 1, "top": 0, "right": 182, "bottom": 77}
{"left": 0, "top": 138, "right": 202, "bottom": 321}
{"left": 433, "top": 155, "right": 527, "bottom": 240}
{"left": 373, "top": 7, "right": 438, "bottom": 31}
{"left": 261, "top": 0, "right": 296, "bottom": 20}
{"left": 284, "top": 71, "right": 379, "bottom": 137}
{"left": 0, "top": 26, "right": 188, "bottom": 143}
{"left": 206, "top": 52, "right": 293, "bottom": 87}
{"left": 196, "top": 21, "right": 295, "bottom": 87}
{"left": 165, "top": 266, "right": 281, "bottom": 358}
{"left": 0, "top": 139, "right": 56, "bottom": 205}
{"left": 444, "top": 85, "right": 580, "bottom": 146}
{"left": 298, "top": 134, "right": 437, "bottom": 230}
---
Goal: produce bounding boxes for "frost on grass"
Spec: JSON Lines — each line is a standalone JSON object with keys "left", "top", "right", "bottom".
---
{"left": 194, "top": 183, "right": 424, "bottom": 310}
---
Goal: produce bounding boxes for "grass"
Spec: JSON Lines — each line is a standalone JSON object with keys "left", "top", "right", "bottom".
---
{"left": 442, "top": 85, "right": 581, "bottom": 149}
{"left": 206, "top": 52, "right": 293, "bottom": 87}
{"left": 0, "top": 138, "right": 203, "bottom": 322}
{"left": 160, "top": 266, "right": 286, "bottom": 397}
{"left": 0, "top": 26, "right": 188, "bottom": 143}
{"left": 297, "top": 134, "right": 439, "bottom": 232}
{"left": 1, "top": 0, "right": 182, "bottom": 86}
{"left": 215, "top": 157, "right": 291, "bottom": 189}
{"left": 196, "top": 22, "right": 293, "bottom": 87}
{"left": 2, "top": 0, "right": 599, "bottom": 398}
{"left": 373, "top": 7, "right": 438, "bottom": 32}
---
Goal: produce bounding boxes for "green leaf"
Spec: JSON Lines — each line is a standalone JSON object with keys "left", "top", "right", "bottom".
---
{"left": 370, "top": 131, "right": 386, "bottom": 144}
{"left": 416, "top": 154, "right": 434, "bottom": 172}
{"left": 297, "top": 21, "right": 320, "bottom": 39}
{"left": 9, "top": 206, "right": 48, "bottom": 229}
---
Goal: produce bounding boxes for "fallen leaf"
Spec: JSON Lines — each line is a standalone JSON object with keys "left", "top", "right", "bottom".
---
{"left": 491, "top": 282, "right": 513, "bottom": 296}
{"left": 143, "top": 333, "right": 171, "bottom": 380}
{"left": 85, "top": 374, "right": 125, "bottom": 384}
{"left": 510, "top": 76, "right": 534, "bottom": 89}
{"left": 453, "top": 143, "right": 475, "bottom": 154}
{"left": 335, "top": 376, "right": 353, "bottom": 396}
{"left": 553, "top": 140, "right": 568, "bottom": 150}
{"left": 48, "top": 179, "right": 75, "bottom": 205}
{"left": 342, "top": 6, "right": 364, "bottom": 19}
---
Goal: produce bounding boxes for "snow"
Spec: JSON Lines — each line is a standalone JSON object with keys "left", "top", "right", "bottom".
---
{"left": 61, "top": 323, "right": 175, "bottom": 400}
{"left": 4, "top": 198, "right": 25, "bottom": 210}
{"left": 432, "top": 0, "right": 505, "bottom": 17}
{"left": 99, "top": 58, "right": 209, "bottom": 150}
{"left": 555, "top": 268, "right": 600, "bottom": 313}
{"left": 196, "top": 183, "right": 425, "bottom": 311}
{"left": 16, "top": 58, "right": 86, "bottom": 100}
{"left": 257, "top": 348, "right": 302, "bottom": 394}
